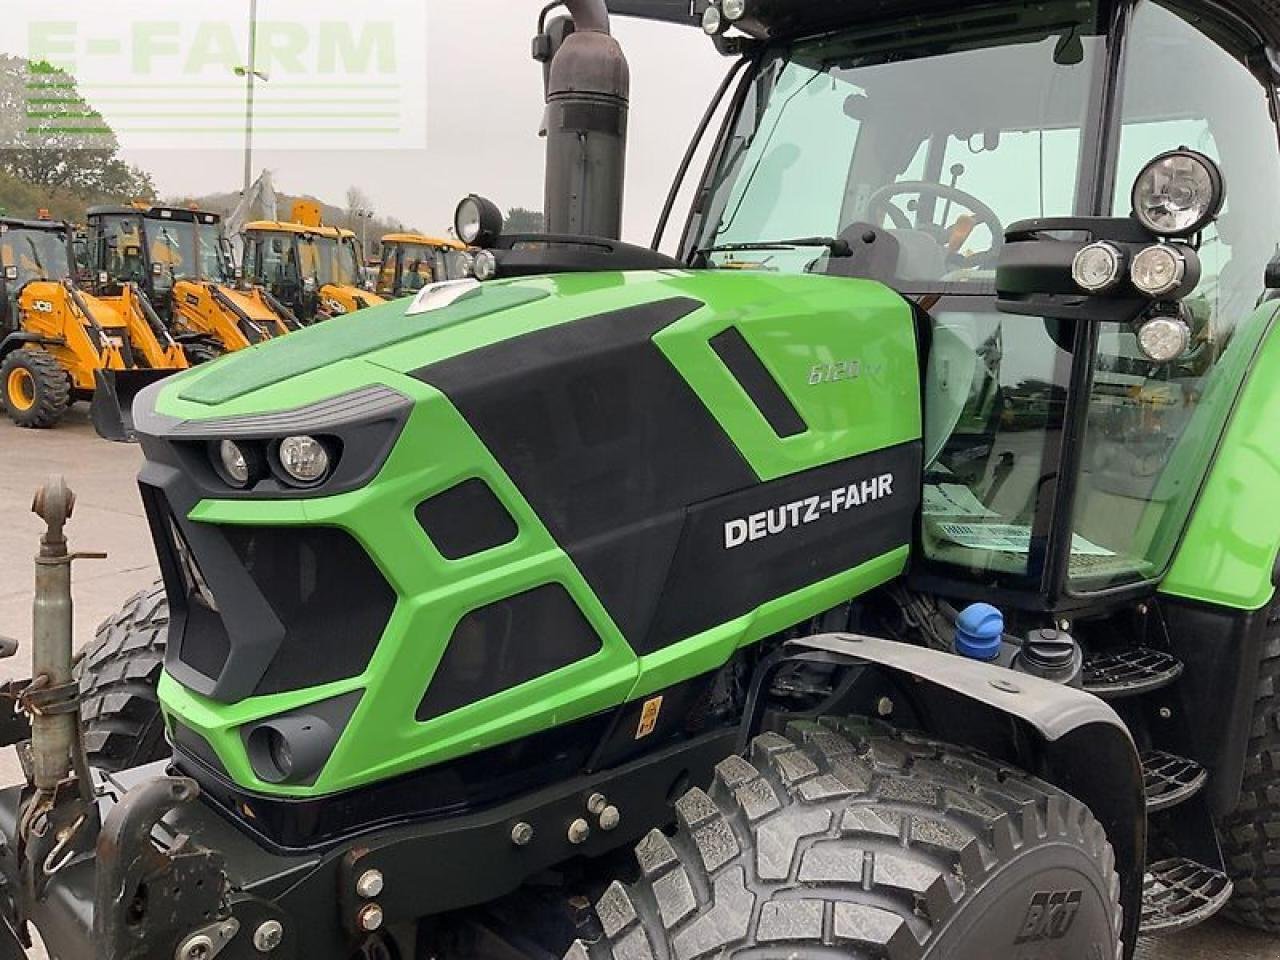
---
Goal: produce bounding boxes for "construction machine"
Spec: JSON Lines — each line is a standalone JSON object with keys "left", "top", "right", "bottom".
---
{"left": 375, "top": 233, "right": 472, "bottom": 298}
{"left": 243, "top": 200, "right": 387, "bottom": 321}
{"left": 0, "top": 216, "right": 189, "bottom": 439}
{"left": 86, "top": 205, "right": 299, "bottom": 360}
{"left": 5, "top": 1, "right": 1280, "bottom": 959}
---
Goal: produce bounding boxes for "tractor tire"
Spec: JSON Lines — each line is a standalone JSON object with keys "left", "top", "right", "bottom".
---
{"left": 571, "top": 718, "right": 1123, "bottom": 960}
{"left": 1219, "top": 601, "right": 1280, "bottom": 932}
{"left": 182, "top": 340, "right": 224, "bottom": 365}
{"left": 1, "top": 349, "right": 70, "bottom": 429}
{"left": 78, "top": 579, "right": 170, "bottom": 773}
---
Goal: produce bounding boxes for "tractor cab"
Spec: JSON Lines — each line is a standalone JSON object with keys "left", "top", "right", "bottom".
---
{"left": 646, "top": 0, "right": 1280, "bottom": 616}
{"left": 375, "top": 232, "right": 471, "bottom": 298}
{"left": 0, "top": 218, "right": 74, "bottom": 326}
{"left": 86, "top": 205, "right": 236, "bottom": 305}
{"left": 243, "top": 219, "right": 385, "bottom": 321}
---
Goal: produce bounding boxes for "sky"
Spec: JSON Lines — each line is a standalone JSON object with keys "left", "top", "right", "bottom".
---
{"left": 74, "top": 1, "right": 731, "bottom": 246}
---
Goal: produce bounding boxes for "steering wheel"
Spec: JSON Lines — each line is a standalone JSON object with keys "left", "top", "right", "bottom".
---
{"left": 865, "top": 181, "right": 1005, "bottom": 268}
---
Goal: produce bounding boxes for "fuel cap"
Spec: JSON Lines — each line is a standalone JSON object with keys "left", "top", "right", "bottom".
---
{"left": 1022, "top": 629, "right": 1078, "bottom": 674}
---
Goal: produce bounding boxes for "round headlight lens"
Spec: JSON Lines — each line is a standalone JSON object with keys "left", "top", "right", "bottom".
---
{"left": 1131, "top": 150, "right": 1224, "bottom": 237}
{"left": 217, "top": 440, "right": 251, "bottom": 487}
{"left": 276, "top": 435, "right": 331, "bottom": 485}
{"left": 1136, "top": 312, "right": 1191, "bottom": 363}
{"left": 453, "top": 195, "right": 504, "bottom": 248}
{"left": 701, "top": 5, "right": 723, "bottom": 34}
{"left": 722, "top": 0, "right": 747, "bottom": 20}
{"left": 473, "top": 249, "right": 498, "bottom": 282}
{"left": 447, "top": 250, "right": 476, "bottom": 281}
{"left": 1130, "top": 244, "right": 1187, "bottom": 298}
{"left": 1071, "top": 241, "right": 1124, "bottom": 293}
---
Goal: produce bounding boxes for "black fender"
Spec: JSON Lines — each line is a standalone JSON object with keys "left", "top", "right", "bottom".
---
{"left": 0, "top": 331, "right": 63, "bottom": 361}
{"left": 749, "top": 633, "right": 1145, "bottom": 958}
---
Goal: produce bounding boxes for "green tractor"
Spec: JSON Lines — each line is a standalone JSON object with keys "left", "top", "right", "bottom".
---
{"left": 1, "top": 1, "right": 1279, "bottom": 958}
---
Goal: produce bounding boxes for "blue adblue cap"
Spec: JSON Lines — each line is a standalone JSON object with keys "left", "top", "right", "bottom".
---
{"left": 954, "top": 603, "right": 1004, "bottom": 661}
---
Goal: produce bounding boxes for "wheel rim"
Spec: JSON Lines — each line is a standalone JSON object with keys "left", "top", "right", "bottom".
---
{"left": 6, "top": 367, "right": 36, "bottom": 412}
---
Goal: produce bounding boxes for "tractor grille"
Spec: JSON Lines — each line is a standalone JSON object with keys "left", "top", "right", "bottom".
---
{"left": 147, "top": 483, "right": 396, "bottom": 702}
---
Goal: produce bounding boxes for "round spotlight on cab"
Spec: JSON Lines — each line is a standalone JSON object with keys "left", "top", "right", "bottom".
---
{"left": 1135, "top": 310, "right": 1192, "bottom": 363}
{"left": 722, "top": 0, "right": 748, "bottom": 20}
{"left": 275, "top": 435, "right": 332, "bottom": 487}
{"left": 1130, "top": 244, "right": 1194, "bottom": 298}
{"left": 1071, "top": 241, "right": 1124, "bottom": 293}
{"left": 701, "top": 4, "right": 725, "bottom": 34}
{"left": 473, "top": 249, "right": 498, "bottom": 281}
{"left": 453, "top": 195, "right": 504, "bottom": 248}
{"left": 1131, "top": 149, "right": 1224, "bottom": 238}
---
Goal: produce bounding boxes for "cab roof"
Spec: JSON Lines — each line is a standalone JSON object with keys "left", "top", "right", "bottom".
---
{"left": 381, "top": 232, "right": 465, "bottom": 249}
{"left": 611, "top": 0, "right": 1280, "bottom": 45}
{"left": 245, "top": 220, "right": 355, "bottom": 239}
{"left": 0, "top": 217, "right": 69, "bottom": 233}
{"left": 86, "top": 205, "right": 221, "bottom": 225}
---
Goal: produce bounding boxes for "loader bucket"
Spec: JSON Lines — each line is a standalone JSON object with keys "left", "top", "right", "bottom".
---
{"left": 90, "top": 368, "right": 174, "bottom": 442}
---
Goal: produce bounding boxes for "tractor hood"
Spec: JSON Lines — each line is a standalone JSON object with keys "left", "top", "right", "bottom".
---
{"left": 142, "top": 270, "right": 912, "bottom": 426}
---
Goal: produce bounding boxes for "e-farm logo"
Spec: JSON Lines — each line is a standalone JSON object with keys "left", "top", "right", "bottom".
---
{"left": 4, "top": 1, "right": 426, "bottom": 150}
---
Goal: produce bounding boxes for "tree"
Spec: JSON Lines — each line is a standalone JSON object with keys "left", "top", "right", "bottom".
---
{"left": 0, "top": 56, "right": 155, "bottom": 212}
{"left": 505, "top": 207, "right": 544, "bottom": 233}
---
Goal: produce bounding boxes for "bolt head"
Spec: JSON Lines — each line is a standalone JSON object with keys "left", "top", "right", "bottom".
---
{"left": 586, "top": 792, "right": 608, "bottom": 816}
{"left": 875, "top": 696, "right": 894, "bottom": 717}
{"left": 356, "top": 868, "right": 384, "bottom": 898}
{"left": 358, "top": 903, "right": 384, "bottom": 932}
{"left": 510, "top": 821, "right": 534, "bottom": 847}
{"left": 1159, "top": 707, "right": 1173, "bottom": 719}
{"left": 567, "top": 818, "right": 591, "bottom": 844}
{"left": 598, "top": 805, "right": 621, "bottom": 831}
{"left": 182, "top": 935, "right": 214, "bottom": 960}
{"left": 252, "top": 920, "right": 284, "bottom": 953}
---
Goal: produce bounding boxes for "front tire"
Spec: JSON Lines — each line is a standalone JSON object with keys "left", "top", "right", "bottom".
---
{"left": 572, "top": 719, "right": 1122, "bottom": 960}
{"left": 1220, "top": 601, "right": 1280, "bottom": 932}
{"left": 78, "top": 580, "right": 170, "bottom": 772}
{"left": 2, "top": 349, "right": 70, "bottom": 429}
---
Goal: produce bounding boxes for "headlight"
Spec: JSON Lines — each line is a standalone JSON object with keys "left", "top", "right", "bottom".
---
{"left": 275, "top": 435, "right": 331, "bottom": 486}
{"left": 1135, "top": 311, "right": 1191, "bottom": 363}
{"left": 1071, "top": 241, "right": 1124, "bottom": 293}
{"left": 1131, "top": 149, "right": 1224, "bottom": 238}
{"left": 473, "top": 249, "right": 498, "bottom": 281}
{"left": 210, "top": 439, "right": 264, "bottom": 489}
{"left": 722, "top": 0, "right": 747, "bottom": 20}
{"left": 1130, "top": 244, "right": 1190, "bottom": 298}
{"left": 453, "top": 195, "right": 504, "bottom": 247}
{"left": 701, "top": 5, "right": 724, "bottom": 33}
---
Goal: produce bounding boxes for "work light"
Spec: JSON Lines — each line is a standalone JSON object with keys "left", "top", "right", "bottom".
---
{"left": 722, "top": 0, "right": 747, "bottom": 20}
{"left": 211, "top": 439, "right": 264, "bottom": 489}
{"left": 1131, "top": 149, "right": 1224, "bottom": 238}
{"left": 276, "top": 435, "right": 331, "bottom": 486}
{"left": 473, "top": 249, "right": 498, "bottom": 281}
{"left": 1130, "top": 244, "right": 1191, "bottom": 298}
{"left": 454, "top": 195, "right": 504, "bottom": 247}
{"left": 1071, "top": 241, "right": 1124, "bottom": 293}
{"left": 1135, "top": 310, "right": 1191, "bottom": 363}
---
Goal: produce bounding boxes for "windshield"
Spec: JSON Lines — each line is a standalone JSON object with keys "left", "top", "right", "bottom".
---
{"left": 299, "top": 235, "right": 360, "bottom": 287}
{"left": 0, "top": 228, "right": 71, "bottom": 286}
{"left": 146, "top": 217, "right": 232, "bottom": 284}
{"left": 692, "top": 14, "right": 1101, "bottom": 286}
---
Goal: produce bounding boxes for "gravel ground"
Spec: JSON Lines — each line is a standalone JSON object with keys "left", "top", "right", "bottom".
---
{"left": 0, "top": 407, "right": 1275, "bottom": 959}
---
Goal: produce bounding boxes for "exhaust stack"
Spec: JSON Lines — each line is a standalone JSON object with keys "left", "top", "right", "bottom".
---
{"left": 542, "top": 0, "right": 630, "bottom": 239}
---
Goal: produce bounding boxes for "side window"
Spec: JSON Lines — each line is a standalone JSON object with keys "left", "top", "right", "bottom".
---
{"left": 378, "top": 248, "right": 398, "bottom": 294}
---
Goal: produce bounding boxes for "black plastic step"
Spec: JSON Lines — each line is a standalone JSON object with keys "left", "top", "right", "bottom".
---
{"left": 1082, "top": 647, "right": 1183, "bottom": 700}
{"left": 1142, "top": 751, "right": 1208, "bottom": 813}
{"left": 1140, "top": 857, "right": 1233, "bottom": 935}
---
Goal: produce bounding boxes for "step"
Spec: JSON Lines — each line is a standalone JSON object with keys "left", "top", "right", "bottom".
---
{"left": 1142, "top": 751, "right": 1208, "bottom": 813}
{"left": 1140, "top": 857, "right": 1233, "bottom": 935}
{"left": 1082, "top": 647, "right": 1184, "bottom": 700}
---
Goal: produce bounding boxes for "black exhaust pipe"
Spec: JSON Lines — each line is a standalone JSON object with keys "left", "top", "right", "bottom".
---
{"left": 543, "top": 0, "right": 630, "bottom": 240}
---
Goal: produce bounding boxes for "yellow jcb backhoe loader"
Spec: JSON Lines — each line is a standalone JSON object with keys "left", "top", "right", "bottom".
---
{"left": 0, "top": 217, "right": 189, "bottom": 439}
{"left": 375, "top": 232, "right": 472, "bottom": 298}
{"left": 242, "top": 199, "right": 387, "bottom": 321}
{"left": 86, "top": 205, "right": 299, "bottom": 358}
